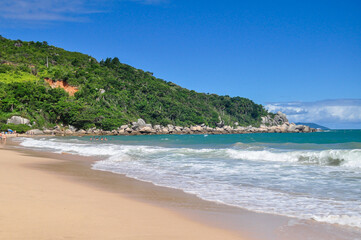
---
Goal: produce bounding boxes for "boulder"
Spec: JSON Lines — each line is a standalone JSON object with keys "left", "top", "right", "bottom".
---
{"left": 65, "top": 129, "right": 73, "bottom": 135}
{"left": 276, "top": 111, "right": 288, "bottom": 123}
{"left": 261, "top": 115, "right": 271, "bottom": 125}
{"left": 161, "top": 128, "right": 169, "bottom": 134}
{"left": 77, "top": 129, "right": 86, "bottom": 134}
{"left": 224, "top": 126, "right": 234, "bottom": 131}
{"left": 125, "top": 127, "right": 133, "bottom": 133}
{"left": 279, "top": 123, "right": 289, "bottom": 133}
{"left": 205, "top": 126, "right": 213, "bottom": 132}
{"left": 68, "top": 125, "right": 77, "bottom": 131}
{"left": 26, "top": 129, "right": 44, "bottom": 135}
{"left": 215, "top": 127, "right": 225, "bottom": 133}
{"left": 167, "top": 126, "right": 175, "bottom": 133}
{"left": 303, "top": 126, "right": 311, "bottom": 133}
{"left": 295, "top": 125, "right": 305, "bottom": 131}
{"left": 93, "top": 129, "right": 102, "bottom": 134}
{"left": 235, "top": 126, "right": 246, "bottom": 133}
{"left": 174, "top": 126, "right": 183, "bottom": 132}
{"left": 190, "top": 126, "right": 203, "bottom": 132}
{"left": 182, "top": 127, "right": 191, "bottom": 133}
{"left": 274, "top": 127, "right": 282, "bottom": 133}
{"left": 54, "top": 130, "right": 63, "bottom": 135}
{"left": 287, "top": 124, "right": 296, "bottom": 132}
{"left": 132, "top": 125, "right": 139, "bottom": 130}
{"left": 139, "top": 126, "right": 155, "bottom": 133}
{"left": 137, "top": 118, "right": 146, "bottom": 125}
{"left": 132, "top": 119, "right": 151, "bottom": 130}
{"left": 216, "top": 121, "right": 224, "bottom": 128}
{"left": 153, "top": 125, "right": 162, "bottom": 131}
{"left": 248, "top": 127, "right": 257, "bottom": 133}
{"left": 132, "top": 119, "right": 144, "bottom": 127}
{"left": 7, "top": 116, "right": 30, "bottom": 125}
{"left": 120, "top": 125, "right": 129, "bottom": 129}
{"left": 262, "top": 112, "right": 288, "bottom": 126}
{"left": 43, "top": 129, "right": 54, "bottom": 134}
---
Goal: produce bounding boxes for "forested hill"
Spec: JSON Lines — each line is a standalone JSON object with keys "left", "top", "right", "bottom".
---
{"left": 0, "top": 36, "right": 268, "bottom": 131}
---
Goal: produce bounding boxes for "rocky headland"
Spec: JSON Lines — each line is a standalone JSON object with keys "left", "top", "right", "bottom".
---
{"left": 6, "top": 112, "right": 320, "bottom": 136}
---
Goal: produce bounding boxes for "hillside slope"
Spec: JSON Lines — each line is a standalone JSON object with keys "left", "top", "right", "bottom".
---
{"left": 0, "top": 36, "right": 268, "bottom": 131}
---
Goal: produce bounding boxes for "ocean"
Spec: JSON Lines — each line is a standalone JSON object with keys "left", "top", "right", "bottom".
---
{"left": 17, "top": 130, "right": 361, "bottom": 230}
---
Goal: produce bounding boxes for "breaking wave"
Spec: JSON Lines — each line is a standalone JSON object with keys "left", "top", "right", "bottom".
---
{"left": 17, "top": 137, "right": 361, "bottom": 229}
{"left": 18, "top": 137, "right": 361, "bottom": 168}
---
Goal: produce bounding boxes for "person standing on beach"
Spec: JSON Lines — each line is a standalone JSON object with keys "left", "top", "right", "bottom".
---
{"left": 2, "top": 133, "right": 6, "bottom": 141}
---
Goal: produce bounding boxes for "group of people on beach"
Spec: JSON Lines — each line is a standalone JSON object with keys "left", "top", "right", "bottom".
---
{"left": 0, "top": 130, "right": 19, "bottom": 142}
{"left": 89, "top": 136, "right": 108, "bottom": 141}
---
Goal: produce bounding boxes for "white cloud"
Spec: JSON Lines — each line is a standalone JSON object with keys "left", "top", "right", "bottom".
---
{"left": 0, "top": 0, "right": 168, "bottom": 22}
{"left": 265, "top": 99, "right": 361, "bottom": 129}
{"left": 0, "top": 0, "right": 103, "bottom": 22}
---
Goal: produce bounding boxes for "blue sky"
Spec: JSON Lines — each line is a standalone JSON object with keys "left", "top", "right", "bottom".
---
{"left": 0, "top": 0, "right": 360, "bottom": 128}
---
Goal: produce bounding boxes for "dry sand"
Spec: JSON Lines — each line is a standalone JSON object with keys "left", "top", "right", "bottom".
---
{"left": 0, "top": 148, "right": 246, "bottom": 240}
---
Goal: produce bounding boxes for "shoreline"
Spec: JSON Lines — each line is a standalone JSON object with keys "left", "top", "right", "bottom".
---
{"left": 1, "top": 138, "right": 359, "bottom": 240}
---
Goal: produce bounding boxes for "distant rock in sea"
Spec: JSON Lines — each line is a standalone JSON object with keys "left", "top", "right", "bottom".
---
{"left": 295, "top": 122, "right": 330, "bottom": 130}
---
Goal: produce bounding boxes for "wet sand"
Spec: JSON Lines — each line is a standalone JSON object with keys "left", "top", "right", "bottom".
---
{"left": 0, "top": 139, "right": 359, "bottom": 240}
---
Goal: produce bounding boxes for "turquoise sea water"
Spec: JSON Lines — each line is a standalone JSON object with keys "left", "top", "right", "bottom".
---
{"left": 18, "top": 130, "right": 361, "bottom": 229}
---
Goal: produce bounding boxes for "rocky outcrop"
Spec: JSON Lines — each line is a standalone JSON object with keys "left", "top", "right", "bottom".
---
{"left": 77, "top": 129, "right": 86, "bottom": 134}
{"left": 22, "top": 113, "right": 319, "bottom": 137}
{"left": 261, "top": 111, "right": 288, "bottom": 126}
{"left": 29, "top": 122, "right": 319, "bottom": 136}
{"left": 7, "top": 116, "right": 30, "bottom": 125}
{"left": 131, "top": 119, "right": 152, "bottom": 130}
{"left": 101, "top": 121, "right": 316, "bottom": 135}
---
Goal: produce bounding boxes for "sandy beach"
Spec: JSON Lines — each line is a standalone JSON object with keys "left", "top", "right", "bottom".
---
{"left": 1, "top": 138, "right": 359, "bottom": 240}
{"left": 0, "top": 146, "right": 246, "bottom": 240}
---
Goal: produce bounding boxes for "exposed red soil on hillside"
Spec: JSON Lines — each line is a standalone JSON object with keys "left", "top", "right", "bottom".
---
{"left": 44, "top": 78, "right": 78, "bottom": 96}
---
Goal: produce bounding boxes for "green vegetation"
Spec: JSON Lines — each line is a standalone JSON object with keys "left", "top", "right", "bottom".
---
{"left": 0, "top": 36, "right": 268, "bottom": 130}
{"left": 0, "top": 123, "right": 30, "bottom": 133}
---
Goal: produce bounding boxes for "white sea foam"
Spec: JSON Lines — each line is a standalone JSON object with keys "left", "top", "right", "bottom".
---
{"left": 18, "top": 137, "right": 361, "bottom": 229}
{"left": 226, "top": 148, "right": 361, "bottom": 168}
{"left": 19, "top": 137, "right": 361, "bottom": 168}
{"left": 313, "top": 215, "right": 361, "bottom": 229}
